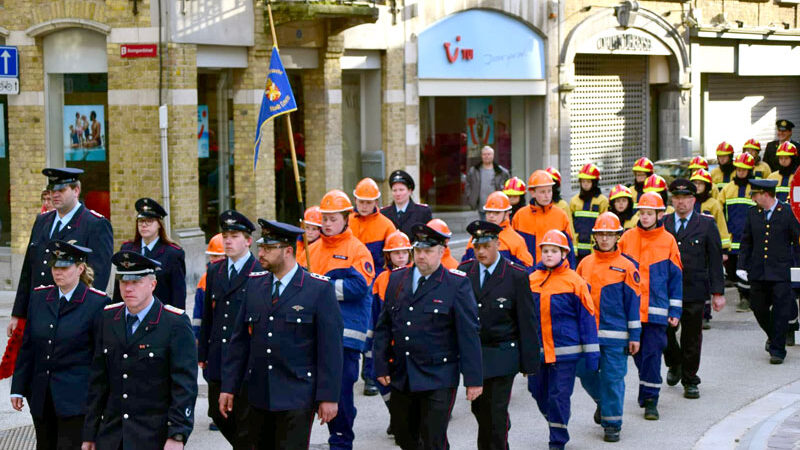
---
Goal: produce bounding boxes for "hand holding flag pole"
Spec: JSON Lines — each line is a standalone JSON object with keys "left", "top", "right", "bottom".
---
{"left": 256, "top": 0, "right": 312, "bottom": 270}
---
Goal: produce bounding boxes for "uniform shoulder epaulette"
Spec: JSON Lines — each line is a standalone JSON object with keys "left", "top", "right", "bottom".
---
{"left": 89, "top": 209, "right": 105, "bottom": 218}
{"left": 121, "top": 240, "right": 134, "bottom": 246}
{"left": 168, "top": 242, "right": 182, "bottom": 250}
{"left": 448, "top": 268, "right": 466, "bottom": 277}
{"left": 392, "top": 265, "right": 408, "bottom": 272}
{"left": 34, "top": 285, "right": 54, "bottom": 291}
{"left": 249, "top": 271, "right": 269, "bottom": 277}
{"left": 104, "top": 301, "right": 124, "bottom": 310}
{"left": 418, "top": 203, "right": 429, "bottom": 207}
{"left": 507, "top": 262, "right": 527, "bottom": 272}
{"left": 459, "top": 258, "right": 475, "bottom": 265}
{"left": 309, "top": 272, "right": 330, "bottom": 282}
{"left": 89, "top": 287, "right": 107, "bottom": 296}
{"left": 380, "top": 205, "right": 392, "bottom": 211}
{"left": 164, "top": 304, "right": 185, "bottom": 315}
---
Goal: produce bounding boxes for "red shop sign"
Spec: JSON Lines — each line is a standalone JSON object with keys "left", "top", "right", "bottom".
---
{"left": 120, "top": 44, "right": 158, "bottom": 58}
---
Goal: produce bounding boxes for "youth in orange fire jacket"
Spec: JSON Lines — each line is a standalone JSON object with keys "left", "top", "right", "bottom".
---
{"left": 512, "top": 202, "right": 576, "bottom": 268}
{"left": 350, "top": 210, "right": 396, "bottom": 277}
{"left": 462, "top": 219, "right": 534, "bottom": 269}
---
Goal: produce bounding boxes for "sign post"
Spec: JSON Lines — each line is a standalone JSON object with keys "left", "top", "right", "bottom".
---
{"left": 788, "top": 166, "right": 800, "bottom": 282}
{"left": 0, "top": 46, "right": 19, "bottom": 95}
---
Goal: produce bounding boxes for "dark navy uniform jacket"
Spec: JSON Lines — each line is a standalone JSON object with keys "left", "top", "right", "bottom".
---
{"left": 13, "top": 205, "right": 113, "bottom": 318}
{"left": 84, "top": 298, "right": 198, "bottom": 449}
{"left": 222, "top": 266, "right": 344, "bottom": 412}
{"left": 113, "top": 239, "right": 186, "bottom": 309}
{"left": 381, "top": 199, "right": 433, "bottom": 239}
{"left": 11, "top": 283, "right": 107, "bottom": 418}
{"left": 458, "top": 256, "right": 540, "bottom": 379}
{"left": 738, "top": 201, "right": 800, "bottom": 282}
{"left": 373, "top": 264, "right": 483, "bottom": 392}
{"left": 198, "top": 254, "right": 261, "bottom": 382}
{"left": 665, "top": 212, "right": 725, "bottom": 302}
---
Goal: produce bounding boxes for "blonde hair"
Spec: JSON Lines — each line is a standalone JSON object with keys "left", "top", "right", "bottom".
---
{"left": 79, "top": 262, "right": 95, "bottom": 286}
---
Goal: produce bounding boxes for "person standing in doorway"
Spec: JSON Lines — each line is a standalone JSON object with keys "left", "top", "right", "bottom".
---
{"left": 466, "top": 146, "right": 510, "bottom": 220}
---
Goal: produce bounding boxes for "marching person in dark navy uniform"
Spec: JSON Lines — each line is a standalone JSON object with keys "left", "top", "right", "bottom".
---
{"left": 220, "top": 220, "right": 343, "bottom": 449}
{"left": 374, "top": 223, "right": 483, "bottom": 450}
{"left": 737, "top": 179, "right": 800, "bottom": 364}
{"left": 459, "top": 220, "right": 540, "bottom": 450}
{"left": 10, "top": 241, "right": 107, "bottom": 450}
{"left": 381, "top": 170, "right": 433, "bottom": 238}
{"left": 9, "top": 168, "right": 113, "bottom": 337}
{"left": 663, "top": 180, "right": 726, "bottom": 399}
{"left": 113, "top": 198, "right": 187, "bottom": 309}
{"left": 83, "top": 251, "right": 198, "bottom": 450}
{"left": 764, "top": 120, "right": 800, "bottom": 171}
{"left": 197, "top": 210, "right": 260, "bottom": 448}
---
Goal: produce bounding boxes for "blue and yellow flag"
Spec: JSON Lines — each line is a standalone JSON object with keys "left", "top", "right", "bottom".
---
{"left": 254, "top": 47, "right": 298, "bottom": 168}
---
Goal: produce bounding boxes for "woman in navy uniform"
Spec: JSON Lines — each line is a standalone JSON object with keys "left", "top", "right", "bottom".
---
{"left": 84, "top": 251, "right": 198, "bottom": 450}
{"left": 10, "top": 240, "right": 107, "bottom": 450}
{"left": 459, "top": 221, "right": 540, "bottom": 450}
{"left": 381, "top": 170, "right": 433, "bottom": 238}
{"left": 221, "top": 220, "right": 343, "bottom": 449}
{"left": 113, "top": 197, "right": 186, "bottom": 309}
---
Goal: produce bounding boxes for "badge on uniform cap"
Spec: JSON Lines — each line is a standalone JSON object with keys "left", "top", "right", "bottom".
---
{"left": 292, "top": 305, "right": 304, "bottom": 311}
{"left": 781, "top": 120, "right": 787, "bottom": 127}
{"left": 225, "top": 218, "right": 237, "bottom": 226}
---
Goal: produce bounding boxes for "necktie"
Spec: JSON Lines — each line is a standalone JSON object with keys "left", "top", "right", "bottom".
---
{"left": 397, "top": 209, "right": 404, "bottom": 223}
{"left": 481, "top": 269, "right": 488, "bottom": 288}
{"left": 229, "top": 265, "right": 238, "bottom": 281}
{"left": 678, "top": 218, "right": 686, "bottom": 234}
{"left": 143, "top": 246, "right": 151, "bottom": 258}
{"left": 58, "top": 296, "right": 68, "bottom": 313}
{"left": 415, "top": 276, "right": 426, "bottom": 294}
{"left": 126, "top": 315, "right": 139, "bottom": 340}
{"left": 272, "top": 280, "right": 281, "bottom": 304}
{"left": 51, "top": 220, "right": 62, "bottom": 238}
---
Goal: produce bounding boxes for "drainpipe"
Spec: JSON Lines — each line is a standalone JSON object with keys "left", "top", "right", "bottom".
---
{"left": 159, "top": 105, "right": 171, "bottom": 237}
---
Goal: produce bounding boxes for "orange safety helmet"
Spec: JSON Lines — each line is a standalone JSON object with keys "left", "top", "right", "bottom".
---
{"left": 538, "top": 229, "right": 571, "bottom": 251}
{"left": 383, "top": 230, "right": 413, "bottom": 252}
{"left": 502, "top": 177, "right": 527, "bottom": 196}
{"left": 426, "top": 218, "right": 453, "bottom": 238}
{"left": 688, "top": 156, "right": 709, "bottom": 170}
{"left": 690, "top": 168, "right": 713, "bottom": 184}
{"left": 205, "top": 233, "right": 225, "bottom": 255}
{"left": 319, "top": 189, "right": 354, "bottom": 213}
{"left": 733, "top": 152, "right": 755, "bottom": 170}
{"left": 527, "top": 170, "right": 555, "bottom": 189}
{"left": 636, "top": 191, "right": 666, "bottom": 210}
{"left": 303, "top": 206, "right": 322, "bottom": 227}
{"left": 483, "top": 191, "right": 512, "bottom": 212}
{"left": 578, "top": 163, "right": 601, "bottom": 180}
{"left": 742, "top": 139, "right": 761, "bottom": 152}
{"left": 353, "top": 177, "right": 381, "bottom": 201}
{"left": 776, "top": 141, "right": 798, "bottom": 157}
{"left": 716, "top": 142, "right": 734, "bottom": 156}
{"left": 592, "top": 212, "right": 623, "bottom": 233}
{"left": 632, "top": 157, "right": 654, "bottom": 173}
{"left": 609, "top": 184, "right": 634, "bottom": 201}
{"left": 643, "top": 174, "right": 668, "bottom": 193}
{"left": 545, "top": 167, "right": 562, "bottom": 184}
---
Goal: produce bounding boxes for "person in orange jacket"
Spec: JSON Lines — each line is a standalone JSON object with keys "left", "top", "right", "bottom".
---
{"left": 301, "top": 189, "right": 375, "bottom": 450}
{"left": 576, "top": 213, "right": 641, "bottom": 443}
{"left": 192, "top": 233, "right": 226, "bottom": 338}
{"left": 512, "top": 170, "right": 576, "bottom": 268}
{"left": 618, "top": 192, "right": 682, "bottom": 422}
{"left": 296, "top": 206, "right": 322, "bottom": 266}
{"left": 461, "top": 191, "right": 534, "bottom": 269}
{"left": 350, "top": 178, "right": 397, "bottom": 277}
{"left": 349, "top": 178, "right": 397, "bottom": 396}
{"left": 369, "top": 230, "right": 413, "bottom": 439}
{"left": 427, "top": 218, "right": 459, "bottom": 269}
{"left": 528, "top": 229, "right": 598, "bottom": 450}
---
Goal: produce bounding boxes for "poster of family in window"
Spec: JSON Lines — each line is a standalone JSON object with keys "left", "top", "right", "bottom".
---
{"left": 63, "top": 105, "right": 106, "bottom": 161}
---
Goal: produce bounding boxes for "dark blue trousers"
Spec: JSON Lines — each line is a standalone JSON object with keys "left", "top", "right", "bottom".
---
{"left": 633, "top": 323, "right": 667, "bottom": 406}
{"left": 528, "top": 360, "right": 578, "bottom": 448}
{"left": 328, "top": 348, "right": 360, "bottom": 449}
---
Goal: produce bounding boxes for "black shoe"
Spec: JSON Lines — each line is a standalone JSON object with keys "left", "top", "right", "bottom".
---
{"left": 594, "top": 406, "right": 601, "bottom": 425}
{"left": 386, "top": 424, "right": 394, "bottom": 435}
{"left": 770, "top": 356, "right": 785, "bottom": 364}
{"left": 209, "top": 423, "right": 219, "bottom": 431}
{"left": 702, "top": 319, "right": 711, "bottom": 330}
{"left": 363, "top": 378, "right": 379, "bottom": 396}
{"left": 603, "top": 427, "right": 620, "bottom": 442}
{"left": 787, "top": 332, "right": 795, "bottom": 347}
{"left": 643, "top": 399, "right": 659, "bottom": 420}
{"left": 666, "top": 367, "right": 681, "bottom": 387}
{"left": 684, "top": 384, "right": 700, "bottom": 399}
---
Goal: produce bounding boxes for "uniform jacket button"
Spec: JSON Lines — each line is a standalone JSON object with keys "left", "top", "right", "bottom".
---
{"left": 123, "top": 414, "right": 129, "bottom": 419}
{"left": 123, "top": 374, "right": 128, "bottom": 379}
{"left": 222, "top": 339, "right": 227, "bottom": 343}
{"left": 123, "top": 354, "right": 128, "bottom": 359}
{"left": 123, "top": 394, "right": 128, "bottom": 399}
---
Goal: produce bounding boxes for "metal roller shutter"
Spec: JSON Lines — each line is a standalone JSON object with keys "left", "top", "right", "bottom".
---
{"left": 570, "top": 54, "right": 648, "bottom": 190}
{"left": 703, "top": 74, "right": 800, "bottom": 156}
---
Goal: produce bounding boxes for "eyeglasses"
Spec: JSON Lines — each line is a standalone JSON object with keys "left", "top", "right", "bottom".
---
{"left": 259, "top": 244, "right": 288, "bottom": 251}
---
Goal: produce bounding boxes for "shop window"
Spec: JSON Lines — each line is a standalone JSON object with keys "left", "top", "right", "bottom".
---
{"left": 0, "top": 95, "right": 8, "bottom": 246}
{"left": 419, "top": 96, "right": 513, "bottom": 212}
{"left": 197, "top": 72, "right": 235, "bottom": 238}
{"left": 274, "top": 72, "right": 305, "bottom": 224}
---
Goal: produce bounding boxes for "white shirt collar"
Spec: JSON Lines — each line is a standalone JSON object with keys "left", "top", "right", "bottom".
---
{"left": 481, "top": 254, "right": 501, "bottom": 275}
{"left": 125, "top": 297, "right": 155, "bottom": 323}
{"left": 59, "top": 284, "right": 79, "bottom": 302}
{"left": 274, "top": 263, "right": 299, "bottom": 294}
{"left": 52, "top": 201, "right": 81, "bottom": 232}
{"left": 674, "top": 210, "right": 693, "bottom": 225}
{"left": 227, "top": 253, "right": 251, "bottom": 273}
{"left": 765, "top": 198, "right": 778, "bottom": 215}
{"left": 396, "top": 201, "right": 410, "bottom": 213}
{"left": 142, "top": 236, "right": 160, "bottom": 252}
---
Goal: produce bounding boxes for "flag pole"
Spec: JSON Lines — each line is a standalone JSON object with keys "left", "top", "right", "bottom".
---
{"left": 265, "top": 0, "right": 311, "bottom": 271}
